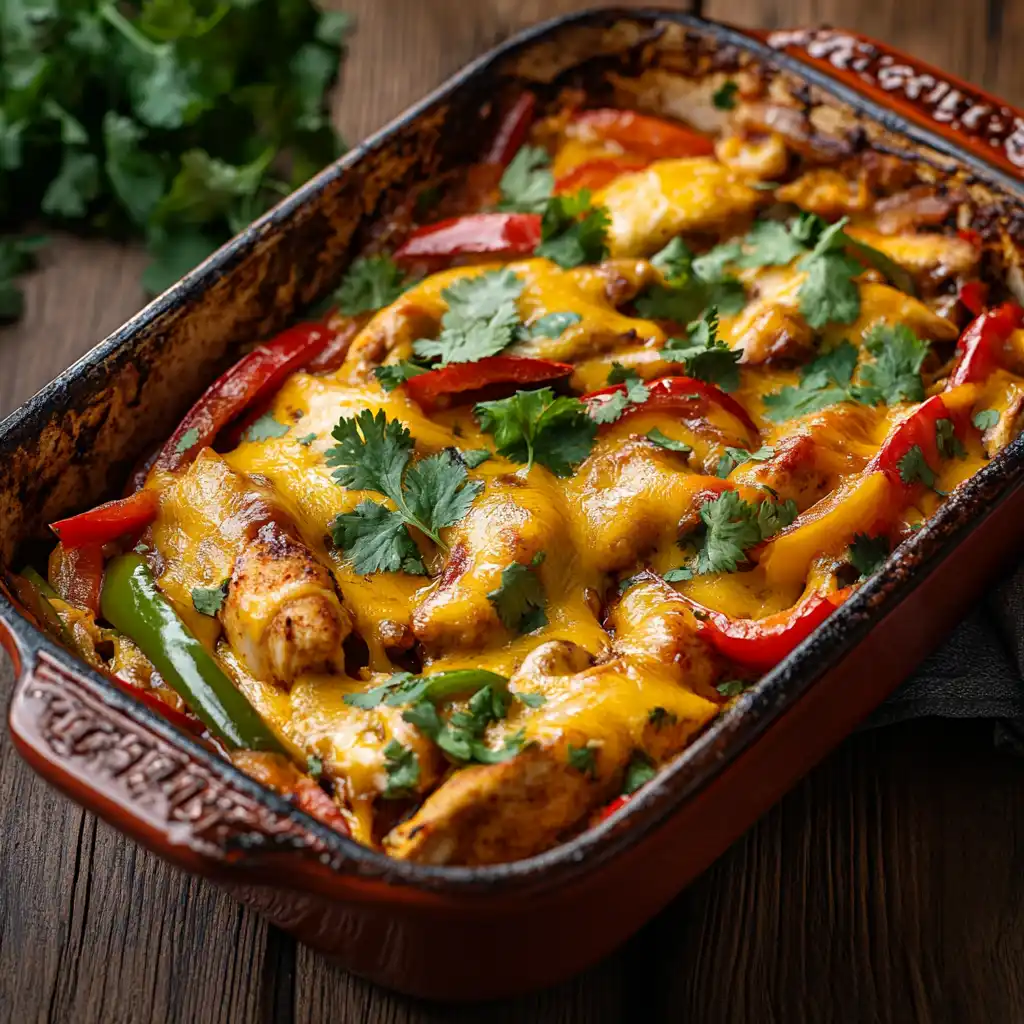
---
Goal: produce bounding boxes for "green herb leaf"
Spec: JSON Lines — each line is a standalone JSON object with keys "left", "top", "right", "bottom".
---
{"left": 662, "top": 308, "right": 741, "bottom": 392}
{"left": 535, "top": 190, "right": 610, "bottom": 269}
{"left": 589, "top": 377, "right": 650, "bottom": 425}
{"left": 497, "top": 145, "right": 553, "bottom": 213}
{"left": 191, "top": 579, "right": 229, "bottom": 617}
{"left": 514, "top": 690, "right": 546, "bottom": 708}
{"left": 382, "top": 739, "right": 420, "bottom": 798}
{"left": 173, "top": 426, "right": 201, "bottom": 456}
{"left": 650, "top": 237, "right": 694, "bottom": 282}
{"left": 762, "top": 341, "right": 862, "bottom": 422}
{"left": 488, "top": 556, "right": 547, "bottom": 634}
{"left": 336, "top": 256, "right": 407, "bottom": 316}
{"left": 648, "top": 706, "right": 677, "bottom": 728}
{"left": 374, "top": 360, "right": 429, "bottom": 392}
{"left": 522, "top": 310, "right": 582, "bottom": 339}
{"left": 475, "top": 388, "right": 597, "bottom": 476}
{"left": 735, "top": 219, "right": 807, "bottom": 269}
{"left": 662, "top": 567, "right": 694, "bottom": 582}
{"left": 623, "top": 751, "right": 656, "bottom": 794}
{"left": 567, "top": 743, "right": 598, "bottom": 779}
{"left": 716, "top": 679, "right": 750, "bottom": 697}
{"left": 646, "top": 428, "right": 692, "bottom": 455}
{"left": 860, "top": 324, "right": 928, "bottom": 405}
{"left": 331, "top": 501, "right": 427, "bottom": 576}
{"left": 935, "top": 418, "right": 967, "bottom": 460}
{"left": 973, "top": 408, "right": 999, "bottom": 430}
{"left": 692, "top": 490, "right": 797, "bottom": 574}
{"left": 716, "top": 444, "right": 774, "bottom": 478}
{"left": 712, "top": 81, "right": 739, "bottom": 110}
{"left": 297, "top": 433, "right": 318, "bottom": 447}
{"left": 847, "top": 533, "right": 890, "bottom": 580}
{"left": 0, "top": 234, "right": 47, "bottom": 323}
{"left": 897, "top": 444, "right": 936, "bottom": 489}
{"left": 244, "top": 413, "right": 290, "bottom": 442}
{"left": 461, "top": 448, "right": 493, "bottom": 468}
{"left": 343, "top": 671, "right": 426, "bottom": 709}
{"left": 306, "top": 754, "right": 323, "bottom": 778}
{"left": 413, "top": 268, "right": 524, "bottom": 365}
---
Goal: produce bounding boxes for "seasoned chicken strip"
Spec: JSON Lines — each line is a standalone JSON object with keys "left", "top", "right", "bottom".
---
{"left": 386, "top": 578, "right": 719, "bottom": 865}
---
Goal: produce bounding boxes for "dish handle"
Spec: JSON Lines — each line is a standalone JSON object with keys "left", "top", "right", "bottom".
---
{"left": 6, "top": 641, "right": 364, "bottom": 889}
{"left": 753, "top": 27, "right": 1024, "bottom": 182}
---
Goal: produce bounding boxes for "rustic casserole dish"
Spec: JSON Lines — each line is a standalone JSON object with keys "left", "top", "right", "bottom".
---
{"left": 3, "top": 9, "right": 1024, "bottom": 1000}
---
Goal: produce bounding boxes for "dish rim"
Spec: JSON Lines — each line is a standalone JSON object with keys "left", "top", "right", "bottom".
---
{"left": 3, "top": 5, "right": 1024, "bottom": 894}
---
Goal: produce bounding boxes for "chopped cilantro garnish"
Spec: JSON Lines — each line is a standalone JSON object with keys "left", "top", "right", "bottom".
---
{"left": 174, "top": 426, "right": 201, "bottom": 456}
{"left": 567, "top": 743, "right": 598, "bottom": 779}
{"left": 648, "top": 706, "right": 677, "bottom": 728}
{"left": 535, "top": 189, "right": 610, "bottom": 269}
{"left": 488, "top": 553, "right": 547, "bottom": 634}
{"left": 382, "top": 739, "right": 420, "bottom": 798}
{"left": 716, "top": 444, "right": 774, "bottom": 478}
{"left": 461, "top": 448, "right": 493, "bottom": 468}
{"left": 692, "top": 489, "right": 797, "bottom": 574}
{"left": 514, "top": 690, "right": 547, "bottom": 709}
{"left": 306, "top": 755, "right": 323, "bottom": 779}
{"left": 735, "top": 219, "right": 806, "bottom": 269}
{"left": 335, "top": 255, "right": 408, "bottom": 316}
{"left": 497, "top": 145, "right": 554, "bottom": 214}
{"left": 712, "top": 80, "right": 739, "bottom": 110}
{"left": 296, "top": 433, "right": 318, "bottom": 447}
{"left": 374, "top": 360, "right": 429, "bottom": 392}
{"left": 973, "top": 408, "right": 999, "bottom": 430}
{"left": 897, "top": 444, "right": 936, "bottom": 489}
{"left": 646, "top": 428, "right": 692, "bottom": 455}
{"left": 859, "top": 323, "right": 928, "bottom": 405}
{"left": 638, "top": 238, "right": 745, "bottom": 322}
{"left": 243, "top": 412, "right": 289, "bottom": 442}
{"left": 607, "top": 362, "right": 641, "bottom": 386}
{"left": 762, "top": 341, "right": 862, "bottom": 422}
{"left": 475, "top": 387, "right": 596, "bottom": 476}
{"left": 191, "top": 579, "right": 229, "bottom": 617}
{"left": 847, "top": 533, "right": 890, "bottom": 580}
{"left": 343, "top": 671, "right": 426, "bottom": 709}
{"left": 589, "top": 376, "right": 650, "bottom": 425}
{"left": 623, "top": 751, "right": 656, "bottom": 794}
{"left": 935, "top": 418, "right": 967, "bottom": 460}
{"left": 327, "top": 411, "right": 483, "bottom": 574}
{"left": 522, "top": 311, "right": 582, "bottom": 339}
{"left": 716, "top": 679, "right": 750, "bottom": 698}
{"left": 662, "top": 566, "right": 693, "bottom": 582}
{"left": 650, "top": 237, "right": 693, "bottom": 282}
{"left": 413, "top": 268, "right": 524, "bottom": 365}
{"left": 662, "top": 308, "right": 741, "bottom": 392}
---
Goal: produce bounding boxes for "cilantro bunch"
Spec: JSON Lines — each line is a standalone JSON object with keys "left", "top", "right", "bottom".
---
{"left": 688, "top": 489, "right": 798, "bottom": 574}
{"left": 661, "top": 307, "right": 741, "bottom": 392}
{"left": 327, "top": 410, "right": 483, "bottom": 575}
{"left": 1, "top": 0, "right": 349, "bottom": 315}
{"left": 635, "top": 237, "right": 746, "bottom": 324}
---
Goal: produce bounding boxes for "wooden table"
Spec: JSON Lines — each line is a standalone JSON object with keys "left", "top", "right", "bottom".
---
{"left": 3, "top": 2, "right": 1024, "bottom": 1020}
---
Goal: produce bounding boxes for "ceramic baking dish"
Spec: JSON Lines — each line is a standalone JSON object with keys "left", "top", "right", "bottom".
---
{"left": 3, "top": 8, "right": 1024, "bottom": 1000}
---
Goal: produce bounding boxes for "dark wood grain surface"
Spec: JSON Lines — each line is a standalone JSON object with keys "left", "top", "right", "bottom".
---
{"left": 2, "top": 2, "right": 1024, "bottom": 1021}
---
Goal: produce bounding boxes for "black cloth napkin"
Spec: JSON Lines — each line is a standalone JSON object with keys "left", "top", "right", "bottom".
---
{"left": 869, "top": 566, "right": 1024, "bottom": 746}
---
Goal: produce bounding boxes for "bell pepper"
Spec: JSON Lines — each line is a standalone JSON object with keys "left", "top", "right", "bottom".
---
{"left": 394, "top": 213, "right": 541, "bottom": 265}
{"left": 48, "top": 542, "right": 104, "bottom": 615}
{"left": 50, "top": 489, "right": 160, "bottom": 548}
{"left": 948, "top": 302, "right": 1024, "bottom": 386}
{"left": 106, "top": 672, "right": 208, "bottom": 738}
{"left": 958, "top": 280, "right": 989, "bottom": 317}
{"left": 597, "top": 793, "right": 631, "bottom": 822}
{"left": 485, "top": 92, "right": 537, "bottom": 167}
{"left": 572, "top": 109, "right": 715, "bottom": 159}
{"left": 554, "top": 155, "right": 651, "bottom": 193}
{"left": 153, "top": 322, "right": 335, "bottom": 473}
{"left": 583, "top": 375, "right": 760, "bottom": 440}
{"left": 10, "top": 567, "right": 78, "bottom": 651}
{"left": 404, "top": 356, "right": 574, "bottom": 408}
{"left": 100, "top": 554, "right": 283, "bottom": 752}
{"left": 685, "top": 588, "right": 850, "bottom": 672}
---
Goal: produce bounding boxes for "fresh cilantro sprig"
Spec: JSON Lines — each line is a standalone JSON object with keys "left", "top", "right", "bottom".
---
{"left": 847, "top": 533, "right": 890, "bottom": 580}
{"left": 859, "top": 324, "right": 928, "bottom": 405}
{"left": 344, "top": 668, "right": 510, "bottom": 710}
{"left": 589, "top": 373, "right": 650, "bottom": 425}
{"left": 622, "top": 751, "right": 656, "bottom": 794}
{"left": 374, "top": 360, "right": 430, "bottom": 392}
{"left": 244, "top": 413, "right": 289, "bottom": 442}
{"left": 973, "top": 408, "right": 999, "bottom": 430}
{"left": 488, "top": 552, "right": 547, "bottom": 633}
{"left": 192, "top": 579, "right": 229, "bottom": 617}
{"left": 413, "top": 269, "right": 524, "bottom": 365}
{"left": 1, "top": 0, "right": 350, "bottom": 309}
{"left": 327, "top": 410, "right": 483, "bottom": 574}
{"left": 475, "top": 388, "right": 597, "bottom": 476}
{"left": 497, "top": 145, "right": 553, "bottom": 214}
{"left": 382, "top": 739, "right": 419, "bottom": 798}
{"left": 690, "top": 489, "right": 798, "bottom": 574}
{"left": 636, "top": 237, "right": 746, "bottom": 323}
{"left": 535, "top": 190, "right": 610, "bottom": 269}
{"left": 761, "top": 341, "right": 864, "bottom": 422}
{"left": 334, "top": 255, "right": 408, "bottom": 316}
{"left": 661, "top": 308, "right": 741, "bottom": 392}
{"left": 712, "top": 81, "right": 739, "bottom": 111}
{"left": 646, "top": 428, "right": 692, "bottom": 455}
{"left": 716, "top": 445, "right": 774, "bottom": 478}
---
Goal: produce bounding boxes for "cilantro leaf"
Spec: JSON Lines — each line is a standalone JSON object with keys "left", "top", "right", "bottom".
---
{"left": 639, "top": 238, "right": 745, "bottom": 322}
{"left": 306, "top": 755, "right": 323, "bottom": 778}
{"left": 973, "top": 408, "right": 999, "bottom": 430}
{"left": 634, "top": 283, "right": 709, "bottom": 325}
{"left": 243, "top": 413, "right": 289, "bottom": 442}
{"left": 522, "top": 311, "right": 581, "bottom": 339}
{"left": 712, "top": 81, "right": 739, "bottom": 110}
{"left": 735, "top": 220, "right": 806, "bottom": 269}
{"left": 648, "top": 707, "right": 677, "bottom": 728}
{"left": 413, "top": 269, "right": 524, "bottom": 365}
{"left": 488, "top": 555, "right": 547, "bottom": 634}
{"left": 327, "top": 410, "right": 412, "bottom": 497}
{"left": 42, "top": 150, "right": 100, "bottom": 218}
{"left": 935, "top": 418, "right": 967, "bottom": 460}
{"left": 692, "top": 490, "right": 796, "bottom": 574}
{"left": 662, "top": 308, "right": 741, "bottom": 392}
{"left": 535, "top": 190, "right": 610, "bottom": 269}
{"left": 567, "top": 744, "right": 598, "bottom": 779}
{"left": 650, "top": 237, "right": 693, "bottom": 282}
{"left": 847, "top": 533, "right": 890, "bottom": 580}
{"left": 716, "top": 445, "right": 774, "bottom": 478}
{"left": 335, "top": 256, "right": 407, "bottom": 316}
{"left": 191, "top": 579, "right": 229, "bottom": 617}
{"left": 173, "top": 426, "right": 201, "bottom": 456}
{"left": 497, "top": 145, "right": 553, "bottom": 213}
{"left": 607, "top": 362, "right": 640, "bottom": 386}
{"left": 344, "top": 672, "right": 425, "bottom": 709}
{"left": 623, "top": 751, "right": 656, "bottom": 794}
{"left": 691, "top": 242, "right": 742, "bottom": 283}
{"left": 382, "top": 740, "right": 420, "bottom": 798}
{"left": 461, "top": 448, "right": 492, "bottom": 468}
{"left": 646, "top": 428, "right": 692, "bottom": 455}
{"left": 762, "top": 341, "right": 861, "bottom": 422}
{"left": 589, "top": 377, "right": 650, "bottom": 425}
{"left": 897, "top": 444, "right": 936, "bottom": 489}
{"left": 297, "top": 433, "right": 317, "bottom": 447}
{"left": 475, "top": 388, "right": 596, "bottom": 476}
{"left": 330, "top": 501, "right": 426, "bottom": 575}
{"left": 662, "top": 566, "right": 694, "bottom": 582}
{"left": 514, "top": 690, "right": 546, "bottom": 709}
{"left": 374, "top": 360, "right": 429, "bottom": 392}
{"left": 716, "top": 679, "right": 751, "bottom": 697}
{"left": 404, "top": 450, "right": 485, "bottom": 536}
{"left": 860, "top": 324, "right": 928, "bottom": 405}
{"left": 799, "top": 248, "right": 863, "bottom": 329}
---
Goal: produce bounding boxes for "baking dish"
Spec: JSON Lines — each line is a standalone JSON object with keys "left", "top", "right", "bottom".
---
{"left": 3, "top": 8, "right": 1024, "bottom": 1000}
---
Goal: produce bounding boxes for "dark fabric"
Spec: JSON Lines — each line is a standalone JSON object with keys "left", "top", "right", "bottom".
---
{"left": 868, "top": 567, "right": 1024, "bottom": 727}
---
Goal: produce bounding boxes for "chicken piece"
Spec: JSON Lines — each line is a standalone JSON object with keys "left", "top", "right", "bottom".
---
{"left": 871, "top": 185, "right": 966, "bottom": 235}
{"left": 412, "top": 481, "right": 568, "bottom": 651}
{"left": 223, "top": 520, "right": 351, "bottom": 685}
{"left": 714, "top": 133, "right": 789, "bottom": 181}
{"left": 733, "top": 102, "right": 853, "bottom": 163}
{"left": 593, "top": 158, "right": 762, "bottom": 258}
{"left": 775, "top": 168, "right": 871, "bottom": 217}
{"left": 732, "top": 304, "right": 815, "bottom": 365}
{"left": 846, "top": 227, "right": 978, "bottom": 284}
{"left": 386, "top": 578, "right": 719, "bottom": 865}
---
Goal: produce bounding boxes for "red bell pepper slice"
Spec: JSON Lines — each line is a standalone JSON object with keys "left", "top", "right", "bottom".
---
{"left": 50, "top": 489, "right": 160, "bottom": 548}
{"left": 583, "top": 375, "right": 760, "bottom": 440}
{"left": 958, "top": 228, "right": 983, "bottom": 250}
{"left": 48, "top": 542, "right": 104, "bottom": 615}
{"left": 404, "top": 356, "right": 573, "bottom": 408}
{"left": 573, "top": 109, "right": 715, "bottom": 159}
{"left": 686, "top": 588, "right": 849, "bottom": 672}
{"left": 554, "top": 155, "right": 651, "bottom": 193}
{"left": 394, "top": 213, "right": 541, "bottom": 265}
{"left": 154, "top": 323, "right": 334, "bottom": 472}
{"left": 957, "top": 280, "right": 989, "bottom": 317}
{"left": 948, "top": 302, "right": 1024, "bottom": 386}
{"left": 107, "top": 672, "right": 208, "bottom": 738}
{"left": 866, "top": 394, "right": 961, "bottom": 503}
{"left": 597, "top": 793, "right": 631, "bottom": 823}
{"left": 485, "top": 93, "right": 537, "bottom": 167}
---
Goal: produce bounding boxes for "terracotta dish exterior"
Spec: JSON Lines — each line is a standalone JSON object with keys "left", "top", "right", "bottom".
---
{"left": 3, "top": 11, "right": 1024, "bottom": 1000}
